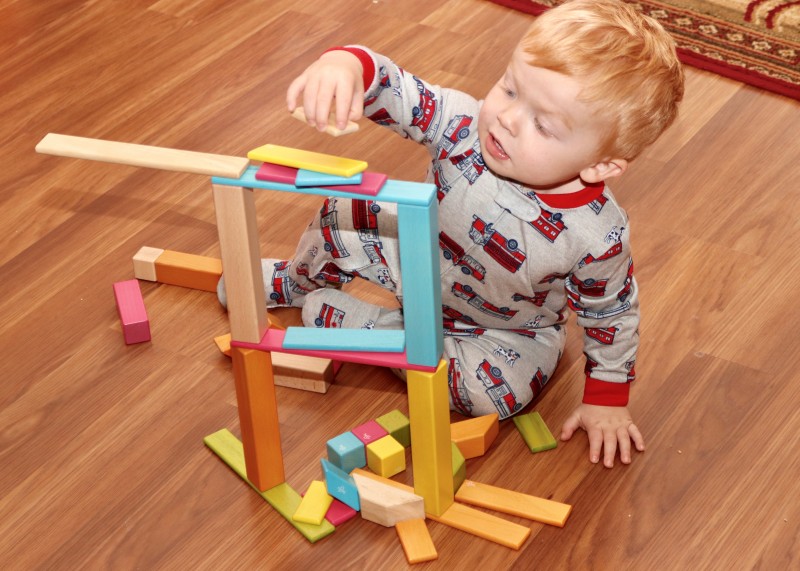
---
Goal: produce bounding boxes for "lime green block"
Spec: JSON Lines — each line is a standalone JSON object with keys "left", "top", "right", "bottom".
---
{"left": 376, "top": 409, "right": 411, "bottom": 448}
{"left": 204, "top": 429, "right": 335, "bottom": 543}
{"left": 513, "top": 412, "right": 557, "bottom": 453}
{"left": 451, "top": 441, "right": 466, "bottom": 492}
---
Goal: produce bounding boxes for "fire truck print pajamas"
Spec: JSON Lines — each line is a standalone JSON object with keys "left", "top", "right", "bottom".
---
{"left": 221, "top": 47, "right": 640, "bottom": 418}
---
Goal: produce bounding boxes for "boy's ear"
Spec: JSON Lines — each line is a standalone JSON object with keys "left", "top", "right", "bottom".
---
{"left": 580, "top": 158, "right": 628, "bottom": 183}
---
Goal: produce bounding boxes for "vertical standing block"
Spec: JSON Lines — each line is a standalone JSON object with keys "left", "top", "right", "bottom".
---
{"left": 513, "top": 411, "right": 558, "bottom": 453}
{"left": 327, "top": 431, "right": 367, "bottom": 473}
{"left": 113, "top": 279, "right": 151, "bottom": 344}
{"left": 351, "top": 420, "right": 389, "bottom": 446}
{"left": 397, "top": 201, "right": 443, "bottom": 367}
{"left": 376, "top": 409, "right": 411, "bottom": 448}
{"left": 396, "top": 519, "right": 438, "bottom": 564}
{"left": 231, "top": 347, "right": 284, "bottom": 491}
{"left": 407, "top": 360, "right": 454, "bottom": 516}
{"left": 366, "top": 435, "right": 406, "bottom": 478}
{"left": 212, "top": 184, "right": 267, "bottom": 343}
{"left": 293, "top": 480, "right": 334, "bottom": 525}
{"left": 450, "top": 413, "right": 500, "bottom": 459}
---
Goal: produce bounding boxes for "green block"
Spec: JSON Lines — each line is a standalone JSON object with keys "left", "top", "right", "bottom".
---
{"left": 513, "top": 412, "right": 557, "bottom": 453}
{"left": 451, "top": 441, "right": 466, "bottom": 492}
{"left": 204, "top": 429, "right": 335, "bottom": 543}
{"left": 375, "top": 409, "right": 411, "bottom": 448}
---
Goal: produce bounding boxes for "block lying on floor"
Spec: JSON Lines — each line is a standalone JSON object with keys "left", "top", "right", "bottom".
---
{"left": 455, "top": 480, "right": 572, "bottom": 527}
{"left": 113, "top": 279, "right": 151, "bottom": 345}
{"left": 352, "top": 470, "right": 424, "bottom": 527}
{"left": 396, "top": 518, "right": 438, "bottom": 564}
{"left": 133, "top": 247, "right": 222, "bottom": 292}
{"left": 450, "top": 413, "right": 499, "bottom": 459}
{"left": 427, "top": 501, "right": 530, "bottom": 550}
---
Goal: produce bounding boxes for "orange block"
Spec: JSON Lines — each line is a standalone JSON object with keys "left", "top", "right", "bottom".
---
{"left": 427, "top": 502, "right": 530, "bottom": 550}
{"left": 450, "top": 413, "right": 499, "bottom": 459}
{"left": 396, "top": 519, "right": 438, "bottom": 564}
{"left": 154, "top": 250, "right": 222, "bottom": 292}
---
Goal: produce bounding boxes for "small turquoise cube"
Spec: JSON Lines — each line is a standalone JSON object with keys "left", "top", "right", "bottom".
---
{"left": 326, "top": 431, "right": 366, "bottom": 473}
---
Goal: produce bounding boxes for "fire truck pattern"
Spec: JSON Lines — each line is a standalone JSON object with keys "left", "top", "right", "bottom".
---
{"left": 439, "top": 231, "right": 486, "bottom": 282}
{"left": 432, "top": 163, "right": 452, "bottom": 202}
{"left": 527, "top": 206, "right": 567, "bottom": 243}
{"left": 448, "top": 357, "right": 475, "bottom": 415}
{"left": 451, "top": 283, "right": 518, "bottom": 321}
{"left": 475, "top": 359, "right": 522, "bottom": 417}
{"left": 469, "top": 216, "right": 527, "bottom": 273}
{"left": 352, "top": 200, "right": 388, "bottom": 266}
{"left": 448, "top": 140, "right": 487, "bottom": 184}
{"left": 437, "top": 114, "right": 473, "bottom": 160}
{"left": 269, "top": 261, "right": 306, "bottom": 305}
{"left": 411, "top": 76, "right": 441, "bottom": 139}
{"left": 314, "top": 303, "right": 345, "bottom": 328}
{"left": 319, "top": 198, "right": 349, "bottom": 259}
{"left": 530, "top": 367, "right": 549, "bottom": 396}
{"left": 512, "top": 291, "right": 549, "bottom": 307}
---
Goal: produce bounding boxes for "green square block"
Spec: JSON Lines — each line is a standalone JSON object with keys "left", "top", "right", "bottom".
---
{"left": 375, "top": 409, "right": 411, "bottom": 448}
{"left": 451, "top": 441, "right": 466, "bottom": 492}
{"left": 513, "top": 412, "right": 557, "bottom": 453}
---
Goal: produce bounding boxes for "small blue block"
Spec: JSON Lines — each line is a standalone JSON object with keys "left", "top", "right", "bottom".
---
{"left": 321, "top": 458, "right": 360, "bottom": 511}
{"left": 296, "top": 169, "right": 362, "bottom": 187}
{"left": 326, "top": 431, "right": 366, "bottom": 473}
{"left": 283, "top": 327, "right": 406, "bottom": 353}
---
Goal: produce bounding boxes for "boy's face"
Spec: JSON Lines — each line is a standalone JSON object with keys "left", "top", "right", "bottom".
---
{"left": 478, "top": 48, "right": 612, "bottom": 190}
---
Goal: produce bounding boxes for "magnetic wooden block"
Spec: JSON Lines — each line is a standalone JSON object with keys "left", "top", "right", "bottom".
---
{"left": 152, "top": 250, "right": 222, "bottom": 292}
{"left": 203, "top": 429, "right": 335, "bottom": 543}
{"left": 231, "top": 347, "right": 284, "bottom": 491}
{"left": 455, "top": 480, "right": 572, "bottom": 527}
{"left": 397, "top": 203, "right": 443, "bottom": 367}
{"left": 451, "top": 442, "right": 466, "bottom": 493}
{"left": 366, "top": 435, "right": 406, "bottom": 478}
{"left": 36, "top": 133, "right": 250, "bottom": 178}
{"left": 513, "top": 411, "right": 557, "bottom": 453}
{"left": 255, "top": 162, "right": 299, "bottom": 185}
{"left": 132, "top": 246, "right": 164, "bottom": 281}
{"left": 293, "top": 480, "right": 334, "bottom": 525}
{"left": 282, "top": 327, "right": 405, "bottom": 353}
{"left": 113, "top": 279, "right": 151, "bottom": 344}
{"left": 350, "top": 468, "right": 414, "bottom": 493}
{"left": 290, "top": 106, "right": 360, "bottom": 137}
{"left": 396, "top": 519, "right": 438, "bottom": 564}
{"left": 321, "top": 458, "right": 360, "bottom": 511}
{"left": 327, "top": 432, "right": 366, "bottom": 473}
{"left": 427, "top": 502, "right": 530, "bottom": 550}
{"left": 315, "top": 170, "right": 389, "bottom": 197}
{"left": 351, "top": 420, "right": 389, "bottom": 446}
{"left": 407, "top": 360, "right": 454, "bottom": 516}
{"left": 214, "top": 333, "right": 232, "bottom": 357}
{"left": 450, "top": 413, "right": 500, "bottom": 459}
{"left": 295, "top": 168, "right": 362, "bottom": 187}
{"left": 212, "top": 184, "right": 267, "bottom": 343}
{"left": 325, "top": 498, "right": 358, "bottom": 526}
{"left": 247, "top": 144, "right": 367, "bottom": 178}
{"left": 352, "top": 471, "right": 424, "bottom": 527}
{"left": 376, "top": 409, "right": 411, "bottom": 448}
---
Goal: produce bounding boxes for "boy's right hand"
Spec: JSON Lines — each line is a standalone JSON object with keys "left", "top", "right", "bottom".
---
{"left": 286, "top": 50, "right": 365, "bottom": 133}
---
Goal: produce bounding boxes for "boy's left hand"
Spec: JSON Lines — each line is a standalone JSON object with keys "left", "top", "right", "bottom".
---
{"left": 560, "top": 404, "right": 645, "bottom": 468}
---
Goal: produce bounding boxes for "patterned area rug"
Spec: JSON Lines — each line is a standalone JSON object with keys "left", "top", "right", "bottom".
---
{"left": 488, "top": 0, "right": 800, "bottom": 100}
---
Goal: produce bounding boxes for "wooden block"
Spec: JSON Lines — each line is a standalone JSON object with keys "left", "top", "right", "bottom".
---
{"left": 351, "top": 420, "right": 389, "bottom": 446}
{"left": 351, "top": 468, "right": 414, "bottom": 493}
{"left": 212, "top": 184, "right": 267, "bottom": 343}
{"left": 295, "top": 169, "right": 362, "bottom": 187}
{"left": 325, "top": 499, "right": 358, "bottom": 526}
{"left": 317, "top": 171, "right": 388, "bottom": 197}
{"left": 396, "top": 518, "right": 438, "bottom": 564}
{"left": 455, "top": 480, "right": 572, "bottom": 527}
{"left": 352, "top": 471, "right": 424, "bottom": 527}
{"left": 293, "top": 480, "right": 334, "bottom": 525}
{"left": 367, "top": 435, "right": 406, "bottom": 478}
{"left": 407, "top": 360, "right": 454, "bottom": 516}
{"left": 327, "top": 432, "right": 366, "bottom": 473}
{"left": 513, "top": 411, "right": 557, "bottom": 453}
{"left": 427, "top": 502, "right": 530, "bottom": 550}
{"left": 203, "top": 429, "right": 335, "bottom": 543}
{"left": 214, "top": 333, "right": 232, "bottom": 357}
{"left": 113, "top": 279, "right": 151, "bottom": 344}
{"left": 450, "top": 413, "right": 500, "bottom": 459}
{"left": 282, "top": 327, "right": 405, "bottom": 353}
{"left": 321, "top": 458, "right": 360, "bottom": 511}
{"left": 255, "top": 162, "right": 299, "bottom": 185}
{"left": 290, "top": 106, "right": 360, "bottom": 137}
{"left": 451, "top": 442, "right": 466, "bottom": 493}
{"left": 152, "top": 250, "right": 222, "bottom": 292}
{"left": 376, "top": 409, "right": 411, "bottom": 448}
{"left": 231, "top": 347, "right": 284, "bottom": 491}
{"left": 132, "top": 246, "right": 164, "bottom": 281}
{"left": 247, "top": 143, "right": 367, "bottom": 178}
{"left": 36, "top": 133, "right": 250, "bottom": 178}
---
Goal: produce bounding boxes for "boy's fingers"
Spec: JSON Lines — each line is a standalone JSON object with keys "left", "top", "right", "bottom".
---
{"left": 629, "top": 423, "right": 646, "bottom": 451}
{"left": 286, "top": 74, "right": 306, "bottom": 112}
{"left": 617, "top": 427, "right": 632, "bottom": 464}
{"left": 314, "top": 80, "right": 336, "bottom": 131}
{"left": 334, "top": 81, "right": 352, "bottom": 129}
{"left": 588, "top": 428, "right": 603, "bottom": 464}
{"left": 302, "top": 79, "right": 320, "bottom": 126}
{"left": 560, "top": 413, "right": 580, "bottom": 441}
{"left": 603, "top": 430, "right": 617, "bottom": 468}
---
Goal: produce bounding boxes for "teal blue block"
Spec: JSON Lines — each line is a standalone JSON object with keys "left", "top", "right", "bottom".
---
{"left": 321, "top": 458, "right": 360, "bottom": 511}
{"left": 397, "top": 202, "right": 443, "bottom": 367}
{"left": 282, "top": 327, "right": 405, "bottom": 353}
{"left": 212, "top": 167, "right": 436, "bottom": 207}
{"left": 327, "top": 431, "right": 366, "bottom": 473}
{"left": 296, "top": 169, "right": 362, "bottom": 187}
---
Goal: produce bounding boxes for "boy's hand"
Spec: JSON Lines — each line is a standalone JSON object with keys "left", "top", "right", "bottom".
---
{"left": 286, "top": 50, "right": 365, "bottom": 132}
{"left": 560, "top": 404, "right": 645, "bottom": 468}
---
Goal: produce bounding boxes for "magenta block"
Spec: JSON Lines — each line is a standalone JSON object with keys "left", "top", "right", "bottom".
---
{"left": 255, "top": 163, "right": 298, "bottom": 184}
{"left": 325, "top": 498, "right": 358, "bottom": 526}
{"left": 351, "top": 420, "right": 388, "bottom": 446}
{"left": 113, "top": 280, "right": 150, "bottom": 344}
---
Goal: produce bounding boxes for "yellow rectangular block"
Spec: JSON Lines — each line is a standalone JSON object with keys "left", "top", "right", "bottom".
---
{"left": 407, "top": 360, "right": 454, "bottom": 516}
{"left": 293, "top": 480, "right": 334, "bottom": 525}
{"left": 396, "top": 518, "right": 438, "bottom": 564}
{"left": 154, "top": 250, "right": 222, "bottom": 292}
{"left": 427, "top": 502, "right": 530, "bottom": 550}
{"left": 455, "top": 480, "right": 572, "bottom": 527}
{"left": 247, "top": 143, "right": 367, "bottom": 178}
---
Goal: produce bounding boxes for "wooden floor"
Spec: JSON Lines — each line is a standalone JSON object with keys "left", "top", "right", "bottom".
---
{"left": 2, "top": 0, "right": 799, "bottom": 568}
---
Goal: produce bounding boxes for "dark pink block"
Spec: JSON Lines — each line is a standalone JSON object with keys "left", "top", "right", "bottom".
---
{"left": 255, "top": 163, "right": 299, "bottom": 184}
{"left": 351, "top": 420, "right": 388, "bottom": 446}
{"left": 325, "top": 498, "right": 358, "bottom": 526}
{"left": 323, "top": 171, "right": 388, "bottom": 197}
{"left": 113, "top": 280, "right": 150, "bottom": 345}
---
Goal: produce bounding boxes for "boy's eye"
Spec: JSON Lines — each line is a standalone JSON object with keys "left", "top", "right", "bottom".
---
{"left": 534, "top": 118, "right": 549, "bottom": 136}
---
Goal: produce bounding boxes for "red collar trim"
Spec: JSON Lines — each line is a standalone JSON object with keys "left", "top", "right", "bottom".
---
{"left": 534, "top": 182, "right": 605, "bottom": 209}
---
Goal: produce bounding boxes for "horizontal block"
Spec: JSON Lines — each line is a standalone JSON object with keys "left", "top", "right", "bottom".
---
{"left": 325, "top": 499, "right": 358, "bottom": 526}
{"left": 352, "top": 471, "right": 424, "bottom": 527}
{"left": 295, "top": 169, "right": 362, "bottom": 187}
{"left": 154, "top": 250, "right": 222, "bottom": 292}
{"left": 396, "top": 519, "right": 438, "bottom": 564}
{"left": 113, "top": 279, "right": 150, "bottom": 345}
{"left": 247, "top": 144, "right": 367, "bottom": 178}
{"left": 255, "top": 163, "right": 299, "bottom": 185}
{"left": 455, "top": 480, "right": 572, "bottom": 527}
{"left": 132, "top": 246, "right": 164, "bottom": 281}
{"left": 212, "top": 166, "right": 436, "bottom": 207}
{"left": 290, "top": 106, "right": 360, "bottom": 137}
{"left": 283, "top": 327, "right": 405, "bottom": 353}
{"left": 293, "top": 480, "right": 333, "bottom": 525}
{"left": 36, "top": 133, "right": 249, "bottom": 178}
{"left": 513, "top": 412, "right": 557, "bottom": 453}
{"left": 427, "top": 502, "right": 530, "bottom": 550}
{"left": 232, "top": 328, "right": 438, "bottom": 372}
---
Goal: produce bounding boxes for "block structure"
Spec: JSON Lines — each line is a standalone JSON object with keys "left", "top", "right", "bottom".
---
{"left": 293, "top": 480, "right": 334, "bottom": 525}
{"left": 352, "top": 420, "right": 389, "bottom": 446}
{"left": 450, "top": 413, "right": 499, "bottom": 459}
{"left": 327, "top": 432, "right": 366, "bottom": 473}
{"left": 352, "top": 471, "right": 424, "bottom": 527}
{"left": 113, "top": 279, "right": 151, "bottom": 345}
{"left": 321, "top": 458, "right": 360, "bottom": 511}
{"left": 376, "top": 410, "right": 411, "bottom": 448}
{"left": 451, "top": 442, "right": 466, "bottom": 493}
{"left": 366, "top": 435, "right": 406, "bottom": 478}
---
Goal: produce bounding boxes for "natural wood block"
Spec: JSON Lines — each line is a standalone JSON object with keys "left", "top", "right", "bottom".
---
{"left": 132, "top": 246, "right": 164, "bottom": 281}
{"left": 427, "top": 502, "right": 530, "bottom": 550}
{"left": 293, "top": 480, "right": 333, "bottom": 525}
{"left": 350, "top": 468, "right": 414, "bottom": 493}
{"left": 247, "top": 143, "right": 367, "bottom": 178}
{"left": 352, "top": 471, "right": 424, "bottom": 527}
{"left": 396, "top": 518, "right": 438, "bottom": 564}
{"left": 513, "top": 411, "right": 557, "bottom": 453}
{"left": 153, "top": 250, "right": 222, "bottom": 292}
{"left": 450, "top": 413, "right": 499, "bottom": 459}
{"left": 366, "top": 435, "right": 406, "bottom": 478}
{"left": 455, "top": 480, "right": 572, "bottom": 527}
{"left": 291, "top": 106, "right": 360, "bottom": 137}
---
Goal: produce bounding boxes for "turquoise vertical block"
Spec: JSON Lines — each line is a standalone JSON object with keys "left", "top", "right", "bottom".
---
{"left": 321, "top": 458, "right": 360, "bottom": 511}
{"left": 397, "top": 202, "right": 443, "bottom": 367}
{"left": 326, "top": 431, "right": 366, "bottom": 473}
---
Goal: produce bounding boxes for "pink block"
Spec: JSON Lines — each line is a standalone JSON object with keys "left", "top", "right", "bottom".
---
{"left": 323, "top": 171, "right": 388, "bottom": 197}
{"left": 231, "top": 328, "right": 438, "bottom": 372}
{"left": 113, "top": 280, "right": 150, "bottom": 345}
{"left": 351, "top": 420, "right": 388, "bottom": 446}
{"left": 255, "top": 163, "right": 298, "bottom": 184}
{"left": 325, "top": 498, "right": 358, "bottom": 526}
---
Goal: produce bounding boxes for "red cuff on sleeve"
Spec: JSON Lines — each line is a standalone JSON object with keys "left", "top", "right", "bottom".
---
{"left": 322, "top": 46, "right": 375, "bottom": 92}
{"left": 583, "top": 376, "right": 631, "bottom": 407}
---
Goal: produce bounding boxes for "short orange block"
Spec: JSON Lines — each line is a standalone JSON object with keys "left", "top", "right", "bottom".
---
{"left": 154, "top": 250, "right": 222, "bottom": 292}
{"left": 450, "top": 413, "right": 499, "bottom": 459}
{"left": 396, "top": 518, "right": 438, "bottom": 564}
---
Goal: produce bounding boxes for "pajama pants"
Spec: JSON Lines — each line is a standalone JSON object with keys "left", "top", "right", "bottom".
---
{"left": 218, "top": 197, "right": 566, "bottom": 419}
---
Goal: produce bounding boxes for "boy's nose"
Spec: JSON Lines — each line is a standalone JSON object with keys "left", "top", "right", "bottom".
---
{"left": 497, "top": 105, "right": 520, "bottom": 135}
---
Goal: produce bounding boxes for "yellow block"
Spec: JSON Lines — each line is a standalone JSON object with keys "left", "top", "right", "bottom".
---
{"left": 455, "top": 480, "right": 572, "bottom": 527}
{"left": 407, "top": 360, "right": 454, "bottom": 517}
{"left": 367, "top": 435, "right": 406, "bottom": 478}
{"left": 293, "top": 480, "right": 334, "bottom": 525}
{"left": 427, "top": 502, "right": 530, "bottom": 550}
{"left": 247, "top": 143, "right": 367, "bottom": 178}
{"left": 396, "top": 519, "right": 438, "bottom": 564}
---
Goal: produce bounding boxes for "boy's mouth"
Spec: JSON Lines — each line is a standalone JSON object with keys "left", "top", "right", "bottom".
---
{"left": 486, "top": 133, "right": 509, "bottom": 161}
